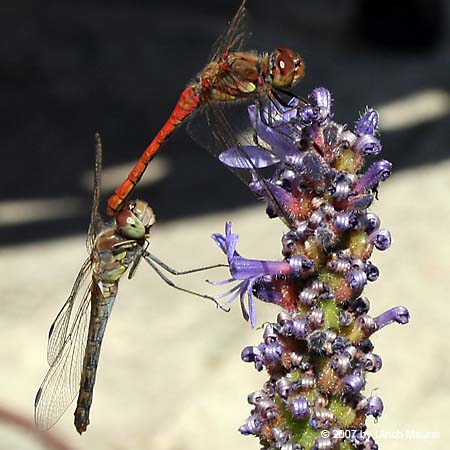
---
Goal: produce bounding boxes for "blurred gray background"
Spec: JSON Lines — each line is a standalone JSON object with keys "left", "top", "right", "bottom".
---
{"left": 0, "top": 0, "right": 449, "bottom": 449}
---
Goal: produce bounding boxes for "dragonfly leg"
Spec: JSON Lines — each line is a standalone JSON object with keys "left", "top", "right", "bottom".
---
{"left": 112, "top": 240, "right": 139, "bottom": 253}
{"left": 143, "top": 255, "right": 230, "bottom": 312}
{"left": 145, "top": 251, "right": 228, "bottom": 275}
{"left": 271, "top": 88, "right": 308, "bottom": 108}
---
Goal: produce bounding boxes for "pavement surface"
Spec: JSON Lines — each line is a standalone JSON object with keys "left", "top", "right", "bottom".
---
{"left": 0, "top": 1, "right": 449, "bottom": 450}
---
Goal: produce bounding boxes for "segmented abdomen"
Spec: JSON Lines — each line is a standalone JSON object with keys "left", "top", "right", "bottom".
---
{"left": 74, "top": 280, "right": 118, "bottom": 434}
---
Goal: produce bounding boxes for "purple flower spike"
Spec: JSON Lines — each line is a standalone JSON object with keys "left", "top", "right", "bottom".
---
{"left": 355, "top": 160, "right": 392, "bottom": 194}
{"left": 369, "top": 229, "right": 392, "bottom": 250}
{"left": 354, "top": 134, "right": 382, "bottom": 155}
{"left": 218, "top": 89, "right": 409, "bottom": 449}
{"left": 375, "top": 306, "right": 410, "bottom": 329}
{"left": 355, "top": 109, "right": 379, "bottom": 136}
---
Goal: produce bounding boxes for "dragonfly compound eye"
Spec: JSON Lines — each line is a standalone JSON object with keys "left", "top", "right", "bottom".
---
{"left": 270, "top": 47, "right": 305, "bottom": 89}
{"left": 132, "top": 199, "right": 156, "bottom": 228}
{"left": 116, "top": 208, "right": 146, "bottom": 240}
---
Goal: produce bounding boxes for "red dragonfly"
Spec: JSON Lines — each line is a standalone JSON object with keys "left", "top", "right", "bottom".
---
{"left": 34, "top": 135, "right": 225, "bottom": 434}
{"left": 106, "top": 0, "right": 305, "bottom": 217}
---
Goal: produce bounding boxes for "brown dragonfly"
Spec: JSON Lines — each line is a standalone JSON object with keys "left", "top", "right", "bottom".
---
{"left": 34, "top": 134, "right": 225, "bottom": 434}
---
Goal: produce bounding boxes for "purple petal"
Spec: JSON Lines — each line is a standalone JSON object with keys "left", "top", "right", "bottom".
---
{"left": 230, "top": 256, "right": 288, "bottom": 280}
{"left": 219, "top": 146, "right": 280, "bottom": 169}
{"left": 291, "top": 397, "right": 309, "bottom": 419}
{"left": 206, "top": 277, "right": 235, "bottom": 286}
{"left": 348, "top": 194, "right": 374, "bottom": 211}
{"left": 292, "top": 318, "right": 308, "bottom": 339}
{"left": 366, "top": 396, "right": 384, "bottom": 419}
{"left": 365, "top": 262, "right": 379, "bottom": 282}
{"left": 298, "top": 104, "right": 321, "bottom": 125}
{"left": 360, "top": 353, "right": 383, "bottom": 372}
{"left": 263, "top": 343, "right": 283, "bottom": 364}
{"left": 211, "top": 232, "right": 227, "bottom": 254}
{"left": 375, "top": 306, "right": 410, "bottom": 329}
{"left": 364, "top": 212, "right": 381, "bottom": 233}
{"left": 288, "top": 255, "right": 314, "bottom": 275}
{"left": 354, "top": 134, "right": 382, "bottom": 155}
{"left": 370, "top": 228, "right": 392, "bottom": 250}
{"left": 347, "top": 269, "right": 368, "bottom": 291}
{"left": 330, "top": 173, "right": 352, "bottom": 201}
{"left": 355, "top": 160, "right": 392, "bottom": 193}
{"left": 241, "top": 345, "right": 262, "bottom": 363}
{"left": 215, "top": 283, "right": 242, "bottom": 304}
{"left": 239, "top": 413, "right": 263, "bottom": 435}
{"left": 240, "top": 281, "right": 250, "bottom": 323}
{"left": 246, "top": 278, "right": 258, "bottom": 328}
{"left": 331, "top": 354, "right": 351, "bottom": 374}
{"left": 225, "top": 221, "right": 232, "bottom": 236}
{"left": 248, "top": 105, "right": 300, "bottom": 160}
{"left": 308, "top": 87, "right": 332, "bottom": 121}
{"left": 253, "top": 279, "right": 283, "bottom": 305}
{"left": 334, "top": 212, "right": 356, "bottom": 231}
{"left": 250, "top": 178, "right": 302, "bottom": 220}
{"left": 355, "top": 109, "right": 379, "bottom": 135}
{"left": 275, "top": 379, "right": 291, "bottom": 398}
{"left": 342, "top": 372, "right": 366, "bottom": 393}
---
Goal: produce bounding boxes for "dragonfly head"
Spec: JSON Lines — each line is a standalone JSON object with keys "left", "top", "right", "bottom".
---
{"left": 269, "top": 48, "right": 305, "bottom": 90}
{"left": 116, "top": 200, "right": 156, "bottom": 239}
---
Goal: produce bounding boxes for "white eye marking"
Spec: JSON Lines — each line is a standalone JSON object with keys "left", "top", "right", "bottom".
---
{"left": 279, "top": 60, "right": 286, "bottom": 70}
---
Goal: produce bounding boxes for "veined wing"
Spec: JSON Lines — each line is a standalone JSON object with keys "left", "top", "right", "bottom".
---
{"left": 49, "top": 133, "right": 102, "bottom": 363}
{"left": 35, "top": 271, "right": 93, "bottom": 430}
{"left": 46, "top": 257, "right": 92, "bottom": 366}
{"left": 209, "top": 0, "right": 248, "bottom": 62}
{"left": 86, "top": 133, "right": 103, "bottom": 254}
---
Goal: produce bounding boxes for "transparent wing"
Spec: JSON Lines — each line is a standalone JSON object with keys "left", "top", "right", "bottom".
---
{"left": 34, "top": 277, "right": 93, "bottom": 431}
{"left": 209, "top": 0, "right": 249, "bottom": 62}
{"left": 46, "top": 257, "right": 92, "bottom": 366}
{"left": 86, "top": 132, "right": 103, "bottom": 253}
